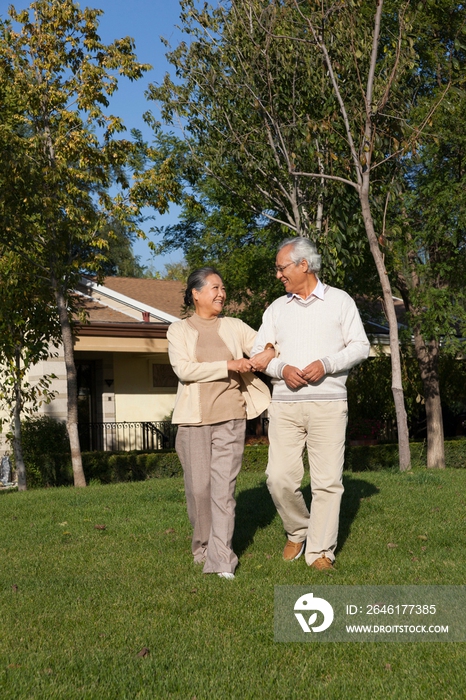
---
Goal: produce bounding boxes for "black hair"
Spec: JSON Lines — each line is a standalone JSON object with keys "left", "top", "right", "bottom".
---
{"left": 184, "top": 267, "right": 223, "bottom": 306}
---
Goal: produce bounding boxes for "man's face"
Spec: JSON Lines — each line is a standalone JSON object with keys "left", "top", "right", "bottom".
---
{"left": 275, "top": 245, "right": 308, "bottom": 294}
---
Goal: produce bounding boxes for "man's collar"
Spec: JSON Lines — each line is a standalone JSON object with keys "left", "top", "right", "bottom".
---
{"left": 286, "top": 278, "right": 325, "bottom": 303}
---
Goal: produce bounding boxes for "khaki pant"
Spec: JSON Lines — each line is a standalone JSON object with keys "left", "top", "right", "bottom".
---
{"left": 176, "top": 419, "right": 246, "bottom": 574}
{"left": 266, "top": 401, "right": 347, "bottom": 565}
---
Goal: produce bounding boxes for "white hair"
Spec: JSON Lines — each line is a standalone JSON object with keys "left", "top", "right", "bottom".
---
{"left": 278, "top": 237, "right": 321, "bottom": 273}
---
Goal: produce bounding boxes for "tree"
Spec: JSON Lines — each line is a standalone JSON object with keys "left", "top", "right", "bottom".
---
{"left": 0, "top": 251, "right": 61, "bottom": 490}
{"left": 152, "top": 171, "right": 287, "bottom": 326}
{"left": 150, "top": 0, "right": 465, "bottom": 470}
{"left": 99, "top": 219, "right": 147, "bottom": 278}
{"left": 387, "top": 89, "right": 466, "bottom": 466}
{"left": 0, "top": 1, "right": 180, "bottom": 486}
{"left": 152, "top": 156, "right": 378, "bottom": 327}
{"left": 161, "top": 261, "right": 190, "bottom": 282}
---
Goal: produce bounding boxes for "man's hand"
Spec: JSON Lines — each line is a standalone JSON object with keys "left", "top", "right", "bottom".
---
{"left": 250, "top": 347, "right": 275, "bottom": 372}
{"left": 301, "top": 360, "right": 326, "bottom": 383}
{"left": 282, "top": 365, "right": 308, "bottom": 389}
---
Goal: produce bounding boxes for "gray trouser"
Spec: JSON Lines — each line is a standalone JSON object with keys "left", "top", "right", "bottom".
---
{"left": 175, "top": 419, "right": 246, "bottom": 574}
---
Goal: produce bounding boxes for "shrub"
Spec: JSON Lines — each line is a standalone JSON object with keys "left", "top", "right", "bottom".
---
{"left": 20, "top": 416, "right": 72, "bottom": 487}
{"left": 81, "top": 449, "right": 183, "bottom": 483}
{"left": 347, "top": 417, "right": 383, "bottom": 441}
{"left": 443, "top": 437, "right": 466, "bottom": 469}
{"left": 14, "top": 434, "right": 466, "bottom": 489}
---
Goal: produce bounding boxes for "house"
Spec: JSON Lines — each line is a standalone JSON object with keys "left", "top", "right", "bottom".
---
{"left": 16, "top": 277, "right": 186, "bottom": 453}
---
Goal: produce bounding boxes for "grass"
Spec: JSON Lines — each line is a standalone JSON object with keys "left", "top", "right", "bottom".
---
{"left": 0, "top": 468, "right": 465, "bottom": 699}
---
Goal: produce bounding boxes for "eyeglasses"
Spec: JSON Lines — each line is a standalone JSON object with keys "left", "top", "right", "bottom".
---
{"left": 274, "top": 262, "right": 294, "bottom": 274}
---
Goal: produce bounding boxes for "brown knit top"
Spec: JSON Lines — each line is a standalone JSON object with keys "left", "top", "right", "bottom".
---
{"left": 187, "top": 314, "right": 246, "bottom": 425}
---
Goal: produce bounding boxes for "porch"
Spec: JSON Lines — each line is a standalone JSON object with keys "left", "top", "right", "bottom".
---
{"left": 78, "top": 420, "right": 177, "bottom": 452}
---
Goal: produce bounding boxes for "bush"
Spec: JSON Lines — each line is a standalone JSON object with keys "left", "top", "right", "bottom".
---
{"left": 443, "top": 437, "right": 466, "bottom": 469}
{"left": 15, "top": 433, "right": 466, "bottom": 489}
{"left": 20, "top": 416, "right": 72, "bottom": 487}
{"left": 344, "top": 439, "right": 466, "bottom": 471}
{"left": 81, "top": 449, "right": 183, "bottom": 484}
{"left": 85, "top": 437, "right": 462, "bottom": 481}
{"left": 346, "top": 352, "right": 466, "bottom": 439}
{"left": 242, "top": 440, "right": 466, "bottom": 474}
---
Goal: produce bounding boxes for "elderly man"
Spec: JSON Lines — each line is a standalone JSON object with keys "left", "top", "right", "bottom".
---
{"left": 251, "top": 238, "right": 370, "bottom": 570}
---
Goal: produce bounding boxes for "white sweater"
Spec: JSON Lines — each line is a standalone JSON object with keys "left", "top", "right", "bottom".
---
{"left": 251, "top": 284, "right": 370, "bottom": 402}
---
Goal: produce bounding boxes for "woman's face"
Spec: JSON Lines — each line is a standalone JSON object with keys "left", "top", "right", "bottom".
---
{"left": 193, "top": 274, "right": 226, "bottom": 318}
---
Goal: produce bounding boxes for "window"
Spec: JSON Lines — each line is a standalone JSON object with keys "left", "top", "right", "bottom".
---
{"left": 152, "top": 364, "right": 178, "bottom": 388}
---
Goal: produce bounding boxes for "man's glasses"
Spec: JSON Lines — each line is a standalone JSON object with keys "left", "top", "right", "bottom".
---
{"left": 274, "top": 262, "right": 294, "bottom": 273}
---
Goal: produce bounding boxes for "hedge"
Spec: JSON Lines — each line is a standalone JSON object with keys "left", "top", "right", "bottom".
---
{"left": 344, "top": 438, "right": 466, "bottom": 471}
{"left": 82, "top": 449, "right": 183, "bottom": 483}
{"left": 12, "top": 438, "right": 466, "bottom": 488}
{"left": 81, "top": 439, "right": 465, "bottom": 484}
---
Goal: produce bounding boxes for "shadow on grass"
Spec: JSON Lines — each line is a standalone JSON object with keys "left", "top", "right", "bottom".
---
{"left": 300, "top": 476, "right": 379, "bottom": 554}
{"left": 338, "top": 475, "right": 379, "bottom": 553}
{"left": 233, "top": 473, "right": 379, "bottom": 559}
{"left": 233, "top": 480, "right": 277, "bottom": 558}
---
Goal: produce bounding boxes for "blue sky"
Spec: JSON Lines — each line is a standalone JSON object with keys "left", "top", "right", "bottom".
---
{"left": 1, "top": 0, "right": 187, "bottom": 272}
{"left": 96, "top": 0, "right": 186, "bottom": 272}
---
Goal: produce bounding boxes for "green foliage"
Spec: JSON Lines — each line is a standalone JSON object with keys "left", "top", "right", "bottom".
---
{"left": 0, "top": 251, "right": 61, "bottom": 428}
{"left": 0, "top": 0, "right": 181, "bottom": 323}
{"left": 161, "top": 260, "right": 190, "bottom": 282}
{"left": 15, "top": 429, "right": 466, "bottom": 488}
{"left": 19, "top": 416, "right": 72, "bottom": 487}
{"left": 346, "top": 418, "right": 384, "bottom": 442}
{"left": 148, "top": 0, "right": 381, "bottom": 321}
{"left": 98, "top": 219, "right": 147, "bottom": 278}
{"left": 344, "top": 443, "right": 400, "bottom": 472}
{"left": 0, "top": 1, "right": 182, "bottom": 483}
{"left": 347, "top": 351, "right": 466, "bottom": 437}
{"left": 443, "top": 437, "right": 466, "bottom": 469}
{"left": 242, "top": 440, "right": 466, "bottom": 472}
{"left": 254, "top": 439, "right": 466, "bottom": 471}
{"left": 80, "top": 450, "right": 184, "bottom": 484}
{"left": 387, "top": 89, "right": 466, "bottom": 349}
{"left": 159, "top": 208, "right": 286, "bottom": 327}
{"left": 85, "top": 439, "right": 466, "bottom": 485}
{"left": 346, "top": 347, "right": 426, "bottom": 435}
{"left": 151, "top": 0, "right": 465, "bottom": 466}
{"left": 150, "top": 0, "right": 465, "bottom": 258}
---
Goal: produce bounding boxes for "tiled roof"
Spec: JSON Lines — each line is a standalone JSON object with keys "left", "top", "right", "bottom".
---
{"left": 75, "top": 296, "right": 138, "bottom": 324}
{"left": 102, "top": 277, "right": 185, "bottom": 318}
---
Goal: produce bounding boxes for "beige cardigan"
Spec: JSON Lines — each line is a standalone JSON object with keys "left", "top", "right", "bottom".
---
{"left": 167, "top": 316, "right": 271, "bottom": 425}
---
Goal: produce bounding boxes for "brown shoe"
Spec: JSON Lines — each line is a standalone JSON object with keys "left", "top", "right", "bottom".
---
{"left": 283, "top": 540, "right": 305, "bottom": 561}
{"left": 310, "top": 554, "right": 334, "bottom": 570}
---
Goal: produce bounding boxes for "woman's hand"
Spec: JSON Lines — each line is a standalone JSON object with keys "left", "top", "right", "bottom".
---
{"left": 250, "top": 347, "right": 275, "bottom": 372}
{"left": 227, "top": 358, "right": 253, "bottom": 373}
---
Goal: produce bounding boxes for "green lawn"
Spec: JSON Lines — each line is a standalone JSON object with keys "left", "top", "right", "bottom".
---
{"left": 0, "top": 468, "right": 465, "bottom": 699}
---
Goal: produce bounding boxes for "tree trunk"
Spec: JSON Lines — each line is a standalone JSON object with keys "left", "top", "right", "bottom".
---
{"left": 12, "top": 347, "right": 27, "bottom": 491}
{"left": 397, "top": 249, "right": 445, "bottom": 469}
{"left": 359, "top": 189, "right": 411, "bottom": 471}
{"left": 53, "top": 280, "right": 86, "bottom": 487}
{"left": 412, "top": 328, "right": 445, "bottom": 468}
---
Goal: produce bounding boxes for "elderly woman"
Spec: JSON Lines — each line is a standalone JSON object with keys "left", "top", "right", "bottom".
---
{"left": 167, "top": 267, "right": 273, "bottom": 579}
